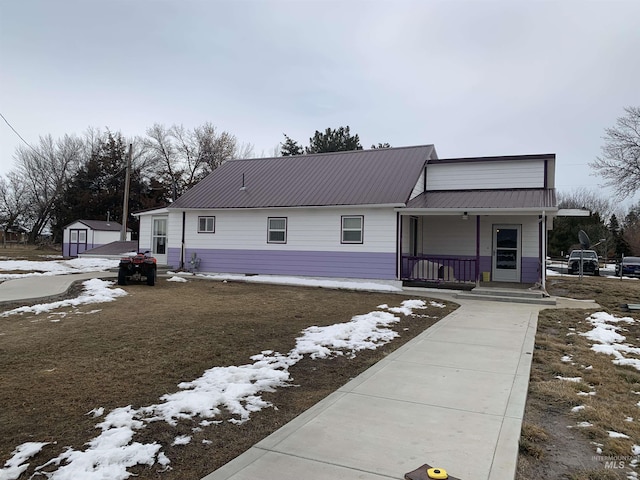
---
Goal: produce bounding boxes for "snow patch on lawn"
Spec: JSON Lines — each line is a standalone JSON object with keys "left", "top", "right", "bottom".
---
{"left": 580, "top": 312, "right": 640, "bottom": 371}
{"left": 0, "top": 299, "right": 432, "bottom": 479}
{"left": 167, "top": 276, "right": 188, "bottom": 283}
{"left": 0, "top": 279, "right": 127, "bottom": 317}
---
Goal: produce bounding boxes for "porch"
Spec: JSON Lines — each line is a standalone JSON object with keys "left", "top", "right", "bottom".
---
{"left": 398, "top": 212, "right": 546, "bottom": 287}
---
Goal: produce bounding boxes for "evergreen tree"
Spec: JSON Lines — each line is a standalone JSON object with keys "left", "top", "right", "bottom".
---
{"left": 305, "top": 126, "right": 362, "bottom": 154}
{"left": 53, "top": 132, "right": 161, "bottom": 239}
{"left": 280, "top": 134, "right": 304, "bottom": 156}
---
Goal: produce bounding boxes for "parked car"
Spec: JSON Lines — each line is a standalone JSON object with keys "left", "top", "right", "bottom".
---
{"left": 567, "top": 250, "right": 599, "bottom": 276}
{"left": 615, "top": 256, "right": 640, "bottom": 277}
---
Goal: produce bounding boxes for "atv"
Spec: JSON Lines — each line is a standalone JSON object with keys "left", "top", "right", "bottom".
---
{"left": 117, "top": 252, "right": 157, "bottom": 286}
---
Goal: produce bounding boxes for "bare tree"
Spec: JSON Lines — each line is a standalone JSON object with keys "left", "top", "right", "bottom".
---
{"left": 590, "top": 106, "right": 640, "bottom": 200}
{"left": 0, "top": 172, "right": 28, "bottom": 247}
{"left": 144, "top": 123, "right": 250, "bottom": 197}
{"left": 557, "top": 187, "right": 614, "bottom": 221}
{"left": 15, "top": 134, "right": 84, "bottom": 241}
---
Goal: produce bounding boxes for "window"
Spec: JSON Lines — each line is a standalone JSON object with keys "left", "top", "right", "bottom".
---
{"left": 198, "top": 216, "right": 215, "bottom": 233}
{"left": 341, "top": 216, "right": 363, "bottom": 244}
{"left": 268, "top": 217, "right": 287, "bottom": 243}
{"left": 79, "top": 230, "right": 86, "bottom": 243}
{"left": 70, "top": 230, "right": 77, "bottom": 242}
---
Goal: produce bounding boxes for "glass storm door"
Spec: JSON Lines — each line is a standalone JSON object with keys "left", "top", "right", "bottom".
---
{"left": 152, "top": 217, "right": 168, "bottom": 265}
{"left": 492, "top": 225, "right": 521, "bottom": 282}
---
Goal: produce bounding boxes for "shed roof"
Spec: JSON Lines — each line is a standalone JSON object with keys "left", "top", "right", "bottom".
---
{"left": 169, "top": 145, "right": 436, "bottom": 209}
{"left": 405, "top": 189, "right": 557, "bottom": 210}
{"left": 66, "top": 220, "right": 130, "bottom": 232}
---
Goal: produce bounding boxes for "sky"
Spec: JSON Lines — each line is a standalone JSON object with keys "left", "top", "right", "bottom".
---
{"left": 1, "top": 0, "right": 639, "bottom": 207}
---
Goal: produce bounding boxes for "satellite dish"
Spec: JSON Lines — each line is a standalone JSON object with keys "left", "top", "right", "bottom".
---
{"left": 578, "top": 230, "right": 591, "bottom": 249}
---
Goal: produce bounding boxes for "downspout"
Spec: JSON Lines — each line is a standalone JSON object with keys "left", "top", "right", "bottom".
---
{"left": 180, "top": 211, "right": 186, "bottom": 270}
{"left": 541, "top": 210, "right": 547, "bottom": 292}
{"left": 476, "top": 215, "right": 480, "bottom": 284}
{"left": 396, "top": 212, "right": 401, "bottom": 280}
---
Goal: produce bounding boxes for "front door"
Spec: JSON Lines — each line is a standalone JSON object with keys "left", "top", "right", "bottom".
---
{"left": 492, "top": 224, "right": 521, "bottom": 282}
{"left": 152, "top": 217, "right": 168, "bottom": 265}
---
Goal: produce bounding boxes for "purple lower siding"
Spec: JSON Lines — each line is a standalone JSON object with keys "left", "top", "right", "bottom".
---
{"left": 170, "top": 248, "right": 397, "bottom": 280}
{"left": 63, "top": 243, "right": 97, "bottom": 257}
{"left": 521, "top": 257, "right": 540, "bottom": 283}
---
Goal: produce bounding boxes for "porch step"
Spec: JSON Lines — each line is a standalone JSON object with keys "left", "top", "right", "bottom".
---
{"left": 455, "top": 290, "right": 556, "bottom": 306}
{"left": 469, "top": 287, "right": 545, "bottom": 299}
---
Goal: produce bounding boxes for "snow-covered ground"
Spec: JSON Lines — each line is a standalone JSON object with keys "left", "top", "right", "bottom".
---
{"left": 560, "top": 310, "right": 640, "bottom": 475}
{"left": 0, "top": 269, "right": 433, "bottom": 479}
{"left": 0, "top": 257, "right": 119, "bottom": 281}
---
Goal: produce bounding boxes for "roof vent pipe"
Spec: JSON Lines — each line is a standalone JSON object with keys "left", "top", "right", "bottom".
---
{"left": 240, "top": 173, "right": 246, "bottom": 191}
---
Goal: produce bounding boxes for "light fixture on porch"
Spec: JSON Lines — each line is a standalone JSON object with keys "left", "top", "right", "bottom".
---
{"left": 461, "top": 212, "right": 468, "bottom": 220}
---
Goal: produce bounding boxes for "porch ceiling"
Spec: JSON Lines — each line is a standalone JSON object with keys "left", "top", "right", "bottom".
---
{"left": 403, "top": 188, "right": 556, "bottom": 213}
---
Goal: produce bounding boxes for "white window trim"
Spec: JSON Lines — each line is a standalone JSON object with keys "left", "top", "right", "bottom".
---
{"left": 341, "top": 215, "right": 364, "bottom": 244}
{"left": 267, "top": 217, "right": 287, "bottom": 244}
{"left": 198, "top": 216, "right": 216, "bottom": 233}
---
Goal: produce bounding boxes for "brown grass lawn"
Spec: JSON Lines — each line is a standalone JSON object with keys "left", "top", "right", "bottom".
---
{"left": 517, "top": 275, "right": 640, "bottom": 480}
{"left": 0, "top": 271, "right": 457, "bottom": 480}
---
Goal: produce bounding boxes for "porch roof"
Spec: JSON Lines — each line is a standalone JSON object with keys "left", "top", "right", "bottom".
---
{"left": 404, "top": 188, "right": 557, "bottom": 212}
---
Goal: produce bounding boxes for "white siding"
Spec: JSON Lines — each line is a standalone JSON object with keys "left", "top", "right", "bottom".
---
{"left": 426, "top": 160, "right": 544, "bottom": 190}
{"left": 409, "top": 169, "right": 425, "bottom": 200}
{"left": 181, "top": 207, "right": 398, "bottom": 254}
{"left": 479, "top": 215, "right": 539, "bottom": 258}
{"left": 93, "top": 230, "right": 127, "bottom": 244}
{"left": 421, "top": 216, "right": 477, "bottom": 256}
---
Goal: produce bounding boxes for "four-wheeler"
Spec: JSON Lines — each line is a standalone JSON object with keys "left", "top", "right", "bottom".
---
{"left": 567, "top": 249, "right": 599, "bottom": 276}
{"left": 118, "top": 252, "right": 157, "bottom": 286}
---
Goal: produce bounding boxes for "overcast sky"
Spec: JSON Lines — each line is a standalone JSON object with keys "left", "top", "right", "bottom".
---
{"left": 1, "top": 0, "right": 639, "bottom": 208}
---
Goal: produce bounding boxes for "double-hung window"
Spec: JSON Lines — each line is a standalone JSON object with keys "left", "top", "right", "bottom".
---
{"left": 267, "top": 217, "right": 287, "bottom": 244}
{"left": 341, "top": 216, "right": 363, "bottom": 244}
{"left": 198, "top": 216, "right": 215, "bottom": 233}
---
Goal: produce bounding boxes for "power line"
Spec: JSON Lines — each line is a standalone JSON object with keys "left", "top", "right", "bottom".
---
{"left": 0, "top": 111, "right": 43, "bottom": 158}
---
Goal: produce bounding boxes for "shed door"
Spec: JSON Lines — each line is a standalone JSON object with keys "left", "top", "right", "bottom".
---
{"left": 69, "top": 229, "right": 88, "bottom": 257}
{"left": 152, "top": 217, "right": 168, "bottom": 265}
{"left": 492, "top": 225, "right": 521, "bottom": 282}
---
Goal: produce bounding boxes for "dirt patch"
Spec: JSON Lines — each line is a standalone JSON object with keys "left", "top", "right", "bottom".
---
{"left": 0, "top": 277, "right": 457, "bottom": 479}
{"left": 517, "top": 276, "right": 640, "bottom": 480}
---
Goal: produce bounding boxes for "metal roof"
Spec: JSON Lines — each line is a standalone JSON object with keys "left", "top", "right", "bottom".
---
{"left": 66, "top": 220, "right": 129, "bottom": 231}
{"left": 405, "top": 189, "right": 557, "bottom": 210}
{"left": 169, "top": 145, "right": 435, "bottom": 209}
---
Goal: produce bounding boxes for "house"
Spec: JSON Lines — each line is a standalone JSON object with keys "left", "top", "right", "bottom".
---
{"left": 134, "top": 145, "right": 558, "bottom": 288}
{"left": 62, "top": 220, "right": 131, "bottom": 258}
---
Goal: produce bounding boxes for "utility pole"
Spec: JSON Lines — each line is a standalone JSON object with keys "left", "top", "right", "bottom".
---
{"left": 120, "top": 144, "right": 132, "bottom": 241}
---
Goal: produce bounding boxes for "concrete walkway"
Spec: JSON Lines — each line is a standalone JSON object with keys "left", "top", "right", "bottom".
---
{"left": 203, "top": 289, "right": 599, "bottom": 480}
{"left": 203, "top": 296, "right": 543, "bottom": 480}
{"left": 0, "top": 272, "right": 116, "bottom": 303}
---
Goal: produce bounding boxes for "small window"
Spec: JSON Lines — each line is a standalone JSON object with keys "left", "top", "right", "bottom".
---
{"left": 341, "top": 216, "right": 363, "bottom": 244}
{"left": 198, "top": 216, "right": 215, "bottom": 233}
{"left": 79, "top": 230, "right": 87, "bottom": 243}
{"left": 70, "top": 230, "right": 77, "bottom": 242}
{"left": 268, "top": 217, "right": 287, "bottom": 244}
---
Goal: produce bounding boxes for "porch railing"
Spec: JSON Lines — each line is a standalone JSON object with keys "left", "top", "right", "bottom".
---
{"left": 401, "top": 255, "right": 477, "bottom": 284}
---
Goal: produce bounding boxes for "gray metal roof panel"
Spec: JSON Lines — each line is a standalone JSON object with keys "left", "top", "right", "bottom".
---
{"left": 170, "top": 145, "right": 434, "bottom": 209}
{"left": 405, "top": 189, "right": 557, "bottom": 209}
{"left": 68, "top": 220, "right": 127, "bottom": 231}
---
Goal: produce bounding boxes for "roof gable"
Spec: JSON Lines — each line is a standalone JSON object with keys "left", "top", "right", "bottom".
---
{"left": 65, "top": 220, "right": 128, "bottom": 232}
{"left": 170, "top": 145, "right": 435, "bottom": 209}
